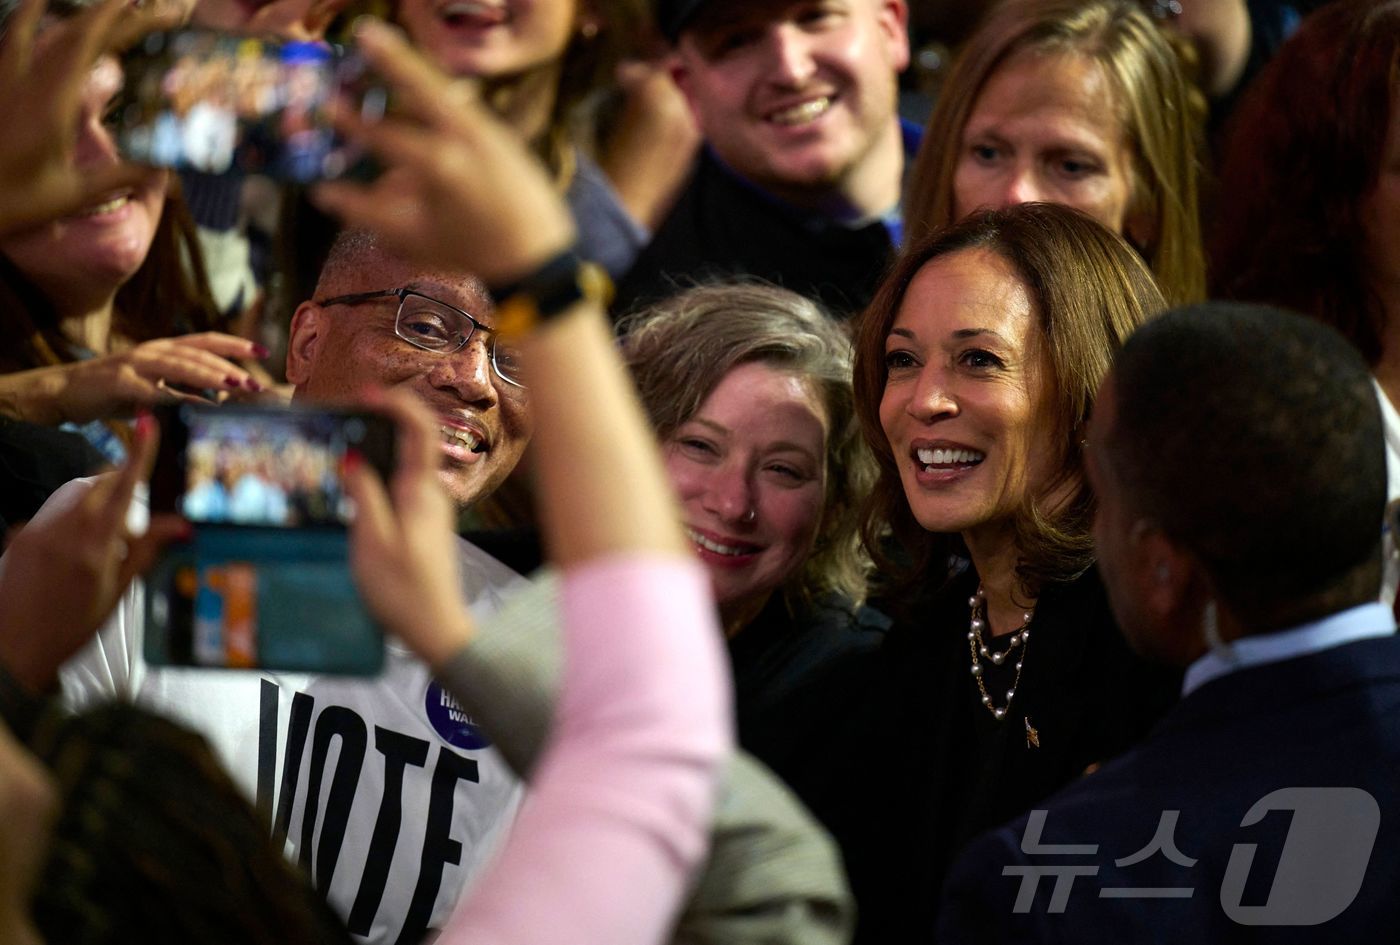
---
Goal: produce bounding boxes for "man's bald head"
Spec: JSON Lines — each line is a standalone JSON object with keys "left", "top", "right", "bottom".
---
{"left": 286, "top": 230, "right": 532, "bottom": 509}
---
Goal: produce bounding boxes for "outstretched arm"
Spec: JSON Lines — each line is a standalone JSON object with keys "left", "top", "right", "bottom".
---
{"left": 0, "top": 333, "right": 268, "bottom": 426}
{"left": 317, "top": 19, "right": 686, "bottom": 566}
{"left": 331, "top": 20, "right": 730, "bottom": 945}
{"left": 432, "top": 573, "right": 856, "bottom": 945}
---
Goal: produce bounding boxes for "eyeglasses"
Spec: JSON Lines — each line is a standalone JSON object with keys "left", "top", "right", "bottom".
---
{"left": 314, "top": 287, "right": 526, "bottom": 388}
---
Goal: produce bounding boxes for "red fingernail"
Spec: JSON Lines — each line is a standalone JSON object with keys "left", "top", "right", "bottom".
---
{"left": 344, "top": 448, "right": 363, "bottom": 473}
{"left": 244, "top": 378, "right": 263, "bottom": 392}
{"left": 135, "top": 411, "right": 154, "bottom": 438}
{"left": 252, "top": 343, "right": 270, "bottom": 358}
{"left": 225, "top": 375, "right": 242, "bottom": 388}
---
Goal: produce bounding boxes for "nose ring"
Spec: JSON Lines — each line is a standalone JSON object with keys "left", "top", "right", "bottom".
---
{"left": 741, "top": 507, "right": 756, "bottom": 524}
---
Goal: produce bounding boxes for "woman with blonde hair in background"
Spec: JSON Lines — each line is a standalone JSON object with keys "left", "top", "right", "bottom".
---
{"left": 904, "top": 0, "right": 1206, "bottom": 306}
{"left": 621, "top": 282, "right": 883, "bottom": 797}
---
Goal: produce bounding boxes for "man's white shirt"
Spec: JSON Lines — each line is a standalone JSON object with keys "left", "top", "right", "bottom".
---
{"left": 40, "top": 477, "right": 529, "bottom": 945}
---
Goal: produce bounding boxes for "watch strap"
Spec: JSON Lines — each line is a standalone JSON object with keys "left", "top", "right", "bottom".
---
{"left": 493, "top": 249, "right": 613, "bottom": 338}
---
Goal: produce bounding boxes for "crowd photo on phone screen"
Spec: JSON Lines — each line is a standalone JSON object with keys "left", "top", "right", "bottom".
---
{"left": 2, "top": 2, "right": 1400, "bottom": 945}
{"left": 182, "top": 411, "right": 361, "bottom": 525}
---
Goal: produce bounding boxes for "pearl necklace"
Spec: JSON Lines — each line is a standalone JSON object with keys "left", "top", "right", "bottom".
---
{"left": 967, "top": 585, "right": 1032, "bottom": 721}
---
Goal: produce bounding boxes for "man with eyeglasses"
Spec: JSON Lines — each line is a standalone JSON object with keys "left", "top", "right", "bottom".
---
{"left": 287, "top": 230, "right": 532, "bottom": 509}
{"left": 41, "top": 230, "right": 537, "bottom": 945}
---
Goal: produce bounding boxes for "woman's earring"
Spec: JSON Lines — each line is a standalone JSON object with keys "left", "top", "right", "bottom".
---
{"left": 580, "top": 20, "right": 599, "bottom": 39}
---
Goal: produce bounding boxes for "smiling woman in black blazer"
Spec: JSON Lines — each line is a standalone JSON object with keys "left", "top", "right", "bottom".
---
{"left": 815, "top": 203, "right": 1181, "bottom": 942}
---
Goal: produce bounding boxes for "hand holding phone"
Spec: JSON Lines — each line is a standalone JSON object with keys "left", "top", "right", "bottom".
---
{"left": 145, "top": 402, "right": 396, "bottom": 674}
{"left": 344, "top": 388, "right": 477, "bottom": 669}
{"left": 311, "top": 19, "right": 575, "bottom": 284}
{"left": 0, "top": 414, "right": 185, "bottom": 692}
{"left": 0, "top": 0, "right": 182, "bottom": 235}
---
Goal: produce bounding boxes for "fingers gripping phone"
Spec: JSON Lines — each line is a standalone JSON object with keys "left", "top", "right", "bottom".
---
{"left": 113, "top": 28, "right": 387, "bottom": 182}
{"left": 145, "top": 403, "right": 395, "bottom": 675}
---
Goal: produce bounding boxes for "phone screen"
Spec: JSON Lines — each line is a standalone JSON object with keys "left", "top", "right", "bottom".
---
{"left": 153, "top": 402, "right": 395, "bottom": 526}
{"left": 181, "top": 410, "right": 363, "bottom": 527}
{"left": 146, "top": 404, "right": 394, "bottom": 675}
{"left": 115, "top": 29, "right": 386, "bottom": 182}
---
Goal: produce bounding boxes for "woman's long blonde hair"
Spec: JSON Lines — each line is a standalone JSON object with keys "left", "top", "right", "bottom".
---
{"left": 904, "top": 0, "right": 1206, "bottom": 306}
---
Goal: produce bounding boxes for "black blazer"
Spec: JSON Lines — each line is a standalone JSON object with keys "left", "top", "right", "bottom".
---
{"left": 813, "top": 566, "right": 1178, "bottom": 943}
{"left": 938, "top": 631, "right": 1400, "bottom": 944}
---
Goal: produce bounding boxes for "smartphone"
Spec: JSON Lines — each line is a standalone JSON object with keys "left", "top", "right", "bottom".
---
{"left": 145, "top": 402, "right": 396, "bottom": 675}
{"left": 113, "top": 28, "right": 387, "bottom": 182}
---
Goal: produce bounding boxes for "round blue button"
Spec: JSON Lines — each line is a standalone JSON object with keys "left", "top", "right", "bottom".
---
{"left": 424, "top": 681, "right": 493, "bottom": 750}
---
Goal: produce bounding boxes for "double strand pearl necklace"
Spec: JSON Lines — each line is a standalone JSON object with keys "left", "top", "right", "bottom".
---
{"left": 967, "top": 585, "right": 1033, "bottom": 721}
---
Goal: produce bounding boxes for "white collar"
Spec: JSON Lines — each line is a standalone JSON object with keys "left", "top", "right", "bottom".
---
{"left": 1182, "top": 602, "right": 1395, "bottom": 696}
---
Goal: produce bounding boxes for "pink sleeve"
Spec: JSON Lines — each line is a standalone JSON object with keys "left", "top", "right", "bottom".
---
{"left": 437, "top": 554, "right": 732, "bottom": 945}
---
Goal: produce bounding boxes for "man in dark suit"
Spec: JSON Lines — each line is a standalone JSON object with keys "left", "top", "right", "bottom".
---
{"left": 938, "top": 302, "right": 1400, "bottom": 943}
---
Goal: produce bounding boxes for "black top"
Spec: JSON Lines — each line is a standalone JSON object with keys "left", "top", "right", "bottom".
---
{"left": 810, "top": 564, "right": 1181, "bottom": 944}
{"left": 463, "top": 522, "right": 893, "bottom": 809}
{"left": 613, "top": 150, "right": 898, "bottom": 320}
{"left": 728, "top": 592, "right": 889, "bottom": 805}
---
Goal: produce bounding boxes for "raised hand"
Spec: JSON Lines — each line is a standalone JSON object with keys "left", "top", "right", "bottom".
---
{"left": 0, "top": 0, "right": 184, "bottom": 236}
{"left": 0, "top": 413, "right": 188, "bottom": 693}
{"left": 0, "top": 333, "right": 269, "bottom": 426}
{"left": 344, "top": 387, "right": 475, "bottom": 667}
{"left": 312, "top": 19, "right": 577, "bottom": 287}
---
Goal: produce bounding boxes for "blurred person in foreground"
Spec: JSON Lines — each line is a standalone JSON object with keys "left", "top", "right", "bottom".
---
{"left": 1210, "top": 0, "right": 1400, "bottom": 602}
{"left": 0, "top": 0, "right": 263, "bottom": 536}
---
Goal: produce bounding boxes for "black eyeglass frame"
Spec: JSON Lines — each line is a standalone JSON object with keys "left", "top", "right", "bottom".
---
{"left": 314, "top": 287, "right": 525, "bottom": 389}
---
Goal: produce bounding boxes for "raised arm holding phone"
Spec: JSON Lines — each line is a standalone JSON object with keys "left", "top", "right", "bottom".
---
{"left": 0, "top": 11, "right": 751, "bottom": 945}
{"left": 318, "top": 20, "right": 733, "bottom": 944}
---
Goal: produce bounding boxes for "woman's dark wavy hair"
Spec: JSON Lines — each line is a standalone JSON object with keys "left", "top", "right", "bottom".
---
{"left": 1211, "top": 0, "right": 1400, "bottom": 364}
{"left": 852, "top": 203, "right": 1166, "bottom": 598}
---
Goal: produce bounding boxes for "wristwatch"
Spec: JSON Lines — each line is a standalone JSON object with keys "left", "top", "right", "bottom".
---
{"left": 492, "top": 249, "right": 614, "bottom": 338}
